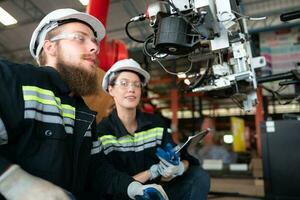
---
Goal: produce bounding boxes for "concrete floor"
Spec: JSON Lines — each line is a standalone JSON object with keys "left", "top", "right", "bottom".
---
{"left": 208, "top": 178, "right": 264, "bottom": 200}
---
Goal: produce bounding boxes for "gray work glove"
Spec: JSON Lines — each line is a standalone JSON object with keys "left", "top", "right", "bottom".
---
{"left": 148, "top": 164, "right": 160, "bottom": 180}
{"left": 158, "top": 158, "right": 185, "bottom": 178}
{"left": 0, "top": 165, "right": 71, "bottom": 200}
{"left": 149, "top": 161, "right": 176, "bottom": 180}
{"left": 127, "top": 181, "right": 169, "bottom": 200}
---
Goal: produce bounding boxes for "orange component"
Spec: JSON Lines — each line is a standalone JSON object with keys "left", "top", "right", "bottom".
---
{"left": 255, "top": 86, "right": 264, "bottom": 157}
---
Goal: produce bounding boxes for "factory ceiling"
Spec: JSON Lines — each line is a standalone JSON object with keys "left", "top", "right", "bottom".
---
{"left": 1, "top": 0, "right": 300, "bottom": 118}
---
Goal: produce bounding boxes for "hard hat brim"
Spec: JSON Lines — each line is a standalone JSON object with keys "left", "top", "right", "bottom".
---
{"left": 102, "top": 62, "right": 150, "bottom": 95}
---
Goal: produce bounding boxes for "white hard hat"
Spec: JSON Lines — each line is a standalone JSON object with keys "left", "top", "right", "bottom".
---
{"left": 29, "top": 8, "right": 105, "bottom": 60}
{"left": 102, "top": 58, "right": 150, "bottom": 94}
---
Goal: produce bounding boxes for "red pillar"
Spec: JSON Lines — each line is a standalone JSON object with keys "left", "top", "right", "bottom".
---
{"left": 87, "top": 0, "right": 110, "bottom": 70}
{"left": 87, "top": 0, "right": 109, "bottom": 27}
{"left": 171, "top": 88, "right": 179, "bottom": 144}
{"left": 255, "top": 86, "right": 264, "bottom": 157}
{"left": 87, "top": 0, "right": 128, "bottom": 71}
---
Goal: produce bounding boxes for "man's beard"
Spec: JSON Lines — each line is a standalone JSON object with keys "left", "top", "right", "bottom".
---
{"left": 56, "top": 56, "right": 100, "bottom": 96}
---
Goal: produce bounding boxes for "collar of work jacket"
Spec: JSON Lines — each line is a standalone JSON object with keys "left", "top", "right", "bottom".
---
{"left": 110, "top": 108, "right": 153, "bottom": 137}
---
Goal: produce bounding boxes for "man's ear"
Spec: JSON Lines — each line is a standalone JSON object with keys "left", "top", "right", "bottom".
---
{"left": 43, "top": 40, "right": 57, "bottom": 57}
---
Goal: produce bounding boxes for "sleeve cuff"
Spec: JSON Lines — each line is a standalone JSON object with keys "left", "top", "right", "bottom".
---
{"left": 0, "top": 157, "right": 12, "bottom": 176}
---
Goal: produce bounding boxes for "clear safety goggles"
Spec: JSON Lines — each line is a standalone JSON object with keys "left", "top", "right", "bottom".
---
{"left": 113, "top": 79, "right": 145, "bottom": 89}
{"left": 50, "top": 32, "right": 100, "bottom": 53}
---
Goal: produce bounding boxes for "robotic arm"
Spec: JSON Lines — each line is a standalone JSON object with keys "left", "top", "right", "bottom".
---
{"left": 126, "top": 0, "right": 266, "bottom": 111}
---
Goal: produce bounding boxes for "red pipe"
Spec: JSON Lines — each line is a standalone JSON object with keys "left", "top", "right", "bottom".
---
{"left": 87, "top": 0, "right": 109, "bottom": 70}
{"left": 171, "top": 88, "right": 179, "bottom": 144}
{"left": 87, "top": 0, "right": 128, "bottom": 71}
{"left": 87, "top": 0, "right": 109, "bottom": 27}
{"left": 255, "top": 86, "right": 263, "bottom": 157}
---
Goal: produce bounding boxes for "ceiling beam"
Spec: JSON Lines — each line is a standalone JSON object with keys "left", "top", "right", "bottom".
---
{"left": 0, "top": 42, "right": 15, "bottom": 60}
{"left": 10, "top": 0, "right": 45, "bottom": 20}
{"left": 122, "top": 0, "right": 148, "bottom": 39}
{"left": 0, "top": 3, "right": 85, "bottom": 33}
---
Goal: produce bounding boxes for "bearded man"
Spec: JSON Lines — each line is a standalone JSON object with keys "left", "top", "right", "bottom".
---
{"left": 0, "top": 8, "right": 168, "bottom": 200}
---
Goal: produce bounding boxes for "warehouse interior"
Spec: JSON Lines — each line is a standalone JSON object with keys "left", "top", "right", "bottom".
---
{"left": 1, "top": 0, "right": 300, "bottom": 199}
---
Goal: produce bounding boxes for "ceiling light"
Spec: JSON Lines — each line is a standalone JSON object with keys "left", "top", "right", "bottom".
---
{"left": 79, "top": 0, "right": 89, "bottom": 6}
{"left": 0, "top": 7, "right": 17, "bottom": 26}
{"left": 223, "top": 135, "right": 233, "bottom": 144}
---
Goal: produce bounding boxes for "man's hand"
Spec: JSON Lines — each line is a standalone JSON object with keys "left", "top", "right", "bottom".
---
{"left": 127, "top": 181, "right": 169, "bottom": 200}
{"left": 0, "top": 165, "right": 71, "bottom": 200}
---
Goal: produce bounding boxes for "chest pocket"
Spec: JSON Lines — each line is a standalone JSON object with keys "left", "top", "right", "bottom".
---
{"left": 22, "top": 85, "right": 75, "bottom": 138}
{"left": 35, "top": 124, "right": 68, "bottom": 140}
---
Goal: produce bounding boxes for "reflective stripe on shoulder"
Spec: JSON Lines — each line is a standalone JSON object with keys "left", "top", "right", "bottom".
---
{"left": 99, "top": 127, "right": 163, "bottom": 154}
{"left": 22, "top": 86, "right": 75, "bottom": 134}
{"left": 76, "top": 112, "right": 95, "bottom": 138}
{"left": 84, "top": 125, "right": 92, "bottom": 137}
{"left": 0, "top": 118, "right": 8, "bottom": 145}
{"left": 91, "top": 140, "right": 102, "bottom": 155}
{"left": 84, "top": 130, "right": 92, "bottom": 137}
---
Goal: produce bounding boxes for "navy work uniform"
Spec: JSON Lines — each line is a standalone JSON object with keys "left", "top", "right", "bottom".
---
{"left": 0, "top": 60, "right": 134, "bottom": 200}
{"left": 97, "top": 109, "right": 210, "bottom": 200}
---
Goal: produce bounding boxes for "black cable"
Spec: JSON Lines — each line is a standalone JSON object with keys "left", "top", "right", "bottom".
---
{"left": 261, "top": 85, "right": 300, "bottom": 105}
{"left": 143, "top": 35, "right": 168, "bottom": 59}
{"left": 280, "top": 9, "right": 300, "bottom": 22}
{"left": 257, "top": 71, "right": 295, "bottom": 84}
{"left": 229, "top": 0, "right": 245, "bottom": 33}
{"left": 188, "top": 59, "right": 213, "bottom": 90}
{"left": 231, "top": 94, "right": 244, "bottom": 109}
{"left": 125, "top": 21, "right": 145, "bottom": 43}
{"left": 143, "top": 36, "right": 156, "bottom": 57}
